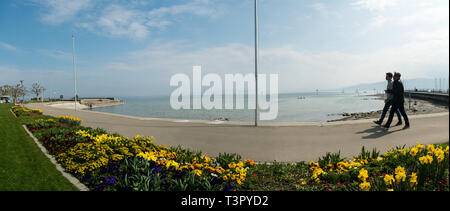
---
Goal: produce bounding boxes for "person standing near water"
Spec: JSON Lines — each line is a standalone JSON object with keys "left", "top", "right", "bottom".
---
{"left": 383, "top": 72, "right": 410, "bottom": 130}
{"left": 374, "top": 72, "right": 402, "bottom": 126}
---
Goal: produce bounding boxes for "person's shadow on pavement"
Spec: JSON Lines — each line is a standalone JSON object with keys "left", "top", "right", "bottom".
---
{"left": 356, "top": 126, "right": 402, "bottom": 139}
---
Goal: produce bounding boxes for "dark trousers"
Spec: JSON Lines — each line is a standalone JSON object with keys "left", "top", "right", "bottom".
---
{"left": 385, "top": 101, "right": 409, "bottom": 127}
{"left": 378, "top": 100, "right": 402, "bottom": 123}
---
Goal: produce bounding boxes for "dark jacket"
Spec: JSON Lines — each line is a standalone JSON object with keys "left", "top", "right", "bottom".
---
{"left": 386, "top": 80, "right": 404, "bottom": 104}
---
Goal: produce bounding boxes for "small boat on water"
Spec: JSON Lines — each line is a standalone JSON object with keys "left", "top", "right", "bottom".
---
{"left": 297, "top": 96, "right": 306, "bottom": 100}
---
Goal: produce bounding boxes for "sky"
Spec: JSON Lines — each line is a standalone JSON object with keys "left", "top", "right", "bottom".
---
{"left": 0, "top": 0, "right": 449, "bottom": 97}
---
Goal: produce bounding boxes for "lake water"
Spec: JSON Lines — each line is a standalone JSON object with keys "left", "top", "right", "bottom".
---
{"left": 93, "top": 92, "right": 384, "bottom": 122}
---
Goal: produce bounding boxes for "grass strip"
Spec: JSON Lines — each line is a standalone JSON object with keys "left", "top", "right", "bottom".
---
{"left": 0, "top": 104, "right": 78, "bottom": 191}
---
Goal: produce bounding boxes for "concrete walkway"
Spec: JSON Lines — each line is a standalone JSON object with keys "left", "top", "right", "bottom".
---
{"left": 26, "top": 103, "right": 449, "bottom": 163}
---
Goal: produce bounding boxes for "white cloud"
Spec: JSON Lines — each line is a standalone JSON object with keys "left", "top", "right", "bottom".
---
{"left": 16, "top": 0, "right": 447, "bottom": 95}
{"left": 0, "top": 41, "right": 18, "bottom": 51}
{"left": 36, "top": 0, "right": 221, "bottom": 40}
{"left": 411, "top": 27, "right": 449, "bottom": 41}
{"left": 309, "top": 2, "right": 342, "bottom": 19}
{"left": 310, "top": 2, "right": 327, "bottom": 13}
{"left": 148, "top": 0, "right": 220, "bottom": 18}
{"left": 95, "top": 4, "right": 150, "bottom": 39}
{"left": 368, "top": 15, "right": 388, "bottom": 28}
{"left": 397, "top": 7, "right": 449, "bottom": 26}
{"left": 37, "top": 0, "right": 92, "bottom": 24}
{"left": 352, "top": 0, "right": 397, "bottom": 11}
{"left": 354, "top": 0, "right": 449, "bottom": 36}
{"left": 97, "top": 32, "right": 448, "bottom": 94}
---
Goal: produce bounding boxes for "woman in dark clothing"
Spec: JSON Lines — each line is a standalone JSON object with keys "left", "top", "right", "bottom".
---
{"left": 382, "top": 72, "right": 410, "bottom": 130}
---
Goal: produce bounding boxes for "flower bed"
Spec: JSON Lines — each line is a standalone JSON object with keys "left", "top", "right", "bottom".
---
{"left": 305, "top": 145, "right": 449, "bottom": 191}
{"left": 56, "top": 115, "right": 83, "bottom": 126}
{"left": 11, "top": 106, "right": 43, "bottom": 117}
{"left": 31, "top": 108, "right": 43, "bottom": 115}
{"left": 13, "top": 106, "right": 256, "bottom": 191}
{"left": 11, "top": 105, "right": 449, "bottom": 191}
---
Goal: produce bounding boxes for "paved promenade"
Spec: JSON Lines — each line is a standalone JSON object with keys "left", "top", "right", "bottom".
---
{"left": 26, "top": 103, "right": 449, "bottom": 163}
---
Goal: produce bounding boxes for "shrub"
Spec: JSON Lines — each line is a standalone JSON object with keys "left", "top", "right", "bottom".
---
{"left": 11, "top": 106, "right": 32, "bottom": 117}
{"left": 216, "top": 152, "right": 242, "bottom": 168}
{"left": 31, "top": 109, "right": 43, "bottom": 115}
{"left": 26, "top": 119, "right": 58, "bottom": 130}
{"left": 57, "top": 115, "right": 83, "bottom": 126}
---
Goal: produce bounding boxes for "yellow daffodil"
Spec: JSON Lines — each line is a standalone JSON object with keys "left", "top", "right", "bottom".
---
{"left": 410, "top": 173, "right": 418, "bottom": 186}
{"left": 394, "top": 166, "right": 406, "bottom": 182}
{"left": 426, "top": 145, "right": 435, "bottom": 154}
{"left": 358, "top": 168, "right": 369, "bottom": 181}
{"left": 434, "top": 149, "right": 445, "bottom": 163}
{"left": 419, "top": 155, "right": 433, "bottom": 165}
{"left": 193, "top": 169, "right": 202, "bottom": 177}
{"left": 416, "top": 143, "right": 424, "bottom": 152}
{"left": 228, "top": 162, "right": 237, "bottom": 169}
{"left": 410, "top": 147, "right": 419, "bottom": 157}
{"left": 359, "top": 181, "right": 371, "bottom": 191}
{"left": 384, "top": 174, "right": 395, "bottom": 186}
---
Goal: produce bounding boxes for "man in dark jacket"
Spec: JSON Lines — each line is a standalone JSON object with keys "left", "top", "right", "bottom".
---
{"left": 383, "top": 72, "right": 410, "bottom": 130}
{"left": 373, "top": 72, "right": 402, "bottom": 126}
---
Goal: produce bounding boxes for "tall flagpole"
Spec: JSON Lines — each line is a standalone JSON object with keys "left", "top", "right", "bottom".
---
{"left": 72, "top": 34, "right": 78, "bottom": 111}
{"left": 254, "top": 0, "right": 259, "bottom": 127}
{"left": 41, "top": 65, "right": 44, "bottom": 102}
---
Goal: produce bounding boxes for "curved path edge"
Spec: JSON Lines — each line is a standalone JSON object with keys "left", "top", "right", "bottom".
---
{"left": 25, "top": 103, "right": 450, "bottom": 163}
{"left": 37, "top": 102, "right": 450, "bottom": 127}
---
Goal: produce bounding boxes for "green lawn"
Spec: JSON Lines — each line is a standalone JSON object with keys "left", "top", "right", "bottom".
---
{"left": 0, "top": 104, "right": 78, "bottom": 191}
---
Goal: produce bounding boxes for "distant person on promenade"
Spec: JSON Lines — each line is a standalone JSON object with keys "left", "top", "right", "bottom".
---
{"left": 374, "top": 72, "right": 402, "bottom": 126}
{"left": 383, "top": 72, "right": 410, "bottom": 130}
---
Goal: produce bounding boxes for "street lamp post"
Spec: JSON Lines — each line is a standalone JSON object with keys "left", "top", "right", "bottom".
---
{"left": 72, "top": 34, "right": 78, "bottom": 111}
{"left": 254, "top": 0, "right": 259, "bottom": 127}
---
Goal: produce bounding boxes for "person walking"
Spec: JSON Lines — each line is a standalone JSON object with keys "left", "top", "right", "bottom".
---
{"left": 383, "top": 72, "right": 410, "bottom": 130}
{"left": 374, "top": 72, "right": 402, "bottom": 126}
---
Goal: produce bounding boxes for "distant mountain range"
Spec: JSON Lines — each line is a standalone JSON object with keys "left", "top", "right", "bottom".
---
{"left": 337, "top": 78, "right": 449, "bottom": 92}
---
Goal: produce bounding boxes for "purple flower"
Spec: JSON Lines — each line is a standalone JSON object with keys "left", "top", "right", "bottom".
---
{"left": 223, "top": 184, "right": 234, "bottom": 192}
{"left": 106, "top": 176, "right": 117, "bottom": 185}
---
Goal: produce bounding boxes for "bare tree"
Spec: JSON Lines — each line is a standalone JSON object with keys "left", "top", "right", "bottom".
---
{"left": 19, "top": 80, "right": 26, "bottom": 103}
{"left": 1, "top": 81, "right": 27, "bottom": 103}
{"left": 7, "top": 82, "right": 27, "bottom": 104}
{"left": 9, "top": 85, "right": 20, "bottom": 104}
{"left": 31, "top": 82, "right": 46, "bottom": 101}
{"left": 0, "top": 85, "right": 12, "bottom": 96}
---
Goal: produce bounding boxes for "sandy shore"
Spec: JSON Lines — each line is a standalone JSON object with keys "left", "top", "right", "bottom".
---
{"left": 45, "top": 101, "right": 124, "bottom": 110}
{"left": 47, "top": 102, "right": 89, "bottom": 110}
{"left": 329, "top": 95, "right": 449, "bottom": 122}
